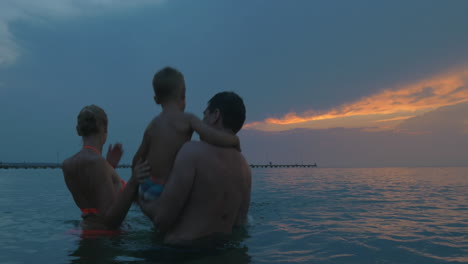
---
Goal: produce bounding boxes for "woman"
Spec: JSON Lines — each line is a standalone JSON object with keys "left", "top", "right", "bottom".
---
{"left": 62, "top": 105, "right": 149, "bottom": 231}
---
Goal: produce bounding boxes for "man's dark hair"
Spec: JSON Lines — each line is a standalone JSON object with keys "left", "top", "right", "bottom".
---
{"left": 152, "top": 67, "right": 185, "bottom": 103}
{"left": 207, "top": 92, "right": 246, "bottom": 133}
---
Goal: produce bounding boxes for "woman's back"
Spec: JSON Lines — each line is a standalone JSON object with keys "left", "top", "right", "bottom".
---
{"left": 63, "top": 150, "right": 117, "bottom": 229}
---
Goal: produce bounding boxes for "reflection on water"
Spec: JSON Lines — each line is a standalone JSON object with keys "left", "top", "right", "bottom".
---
{"left": 250, "top": 167, "right": 468, "bottom": 263}
{"left": 0, "top": 167, "right": 466, "bottom": 263}
{"left": 68, "top": 230, "right": 251, "bottom": 264}
{"left": 66, "top": 213, "right": 251, "bottom": 264}
{"left": 69, "top": 237, "right": 124, "bottom": 264}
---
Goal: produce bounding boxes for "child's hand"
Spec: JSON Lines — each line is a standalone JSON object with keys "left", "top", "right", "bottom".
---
{"left": 107, "top": 143, "right": 123, "bottom": 168}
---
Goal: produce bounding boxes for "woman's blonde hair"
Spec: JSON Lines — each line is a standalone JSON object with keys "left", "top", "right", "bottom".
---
{"left": 76, "top": 105, "right": 108, "bottom": 137}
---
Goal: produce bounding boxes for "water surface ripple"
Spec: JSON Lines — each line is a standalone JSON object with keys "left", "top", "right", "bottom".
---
{"left": 0, "top": 167, "right": 466, "bottom": 263}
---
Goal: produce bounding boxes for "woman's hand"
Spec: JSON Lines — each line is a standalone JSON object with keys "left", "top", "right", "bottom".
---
{"left": 106, "top": 143, "right": 123, "bottom": 168}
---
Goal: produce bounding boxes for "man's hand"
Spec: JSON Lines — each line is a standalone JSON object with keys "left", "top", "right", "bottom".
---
{"left": 106, "top": 143, "right": 123, "bottom": 168}
{"left": 131, "top": 159, "right": 151, "bottom": 184}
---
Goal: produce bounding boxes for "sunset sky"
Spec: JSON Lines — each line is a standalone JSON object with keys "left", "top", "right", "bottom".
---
{"left": 0, "top": 0, "right": 467, "bottom": 167}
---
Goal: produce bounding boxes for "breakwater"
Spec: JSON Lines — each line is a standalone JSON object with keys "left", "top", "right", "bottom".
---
{"left": 0, "top": 163, "right": 317, "bottom": 169}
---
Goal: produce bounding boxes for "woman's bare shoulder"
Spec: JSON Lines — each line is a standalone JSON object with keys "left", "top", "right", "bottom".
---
{"left": 63, "top": 153, "right": 108, "bottom": 175}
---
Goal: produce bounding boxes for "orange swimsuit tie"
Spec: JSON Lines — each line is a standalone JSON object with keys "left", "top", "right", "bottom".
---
{"left": 83, "top": 145, "right": 101, "bottom": 155}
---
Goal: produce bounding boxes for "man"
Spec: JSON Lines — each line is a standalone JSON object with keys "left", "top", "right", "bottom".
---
{"left": 139, "top": 91, "right": 251, "bottom": 246}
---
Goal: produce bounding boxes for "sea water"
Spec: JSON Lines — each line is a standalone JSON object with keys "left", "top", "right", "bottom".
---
{"left": 0, "top": 167, "right": 466, "bottom": 263}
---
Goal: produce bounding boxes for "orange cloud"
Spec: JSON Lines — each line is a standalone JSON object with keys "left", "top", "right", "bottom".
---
{"left": 245, "top": 67, "right": 468, "bottom": 131}
{"left": 375, "top": 116, "right": 416, "bottom": 123}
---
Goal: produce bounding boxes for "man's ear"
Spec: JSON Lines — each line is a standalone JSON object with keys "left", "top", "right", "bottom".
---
{"left": 213, "top": 109, "right": 221, "bottom": 123}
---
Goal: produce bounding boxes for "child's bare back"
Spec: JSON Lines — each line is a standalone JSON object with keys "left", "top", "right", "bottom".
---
{"left": 139, "top": 111, "right": 193, "bottom": 184}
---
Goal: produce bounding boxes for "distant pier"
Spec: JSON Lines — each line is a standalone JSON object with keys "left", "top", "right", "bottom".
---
{"left": 0, "top": 163, "right": 317, "bottom": 169}
{"left": 0, "top": 163, "right": 132, "bottom": 169}
{"left": 249, "top": 163, "right": 317, "bottom": 168}
{"left": 0, "top": 163, "right": 63, "bottom": 169}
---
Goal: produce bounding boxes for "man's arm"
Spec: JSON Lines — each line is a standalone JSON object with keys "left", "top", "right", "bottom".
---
{"left": 140, "top": 142, "right": 197, "bottom": 232}
{"left": 236, "top": 165, "right": 252, "bottom": 226}
{"left": 187, "top": 113, "right": 240, "bottom": 150}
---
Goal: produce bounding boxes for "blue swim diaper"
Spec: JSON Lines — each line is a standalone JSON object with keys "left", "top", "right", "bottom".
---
{"left": 139, "top": 179, "right": 164, "bottom": 200}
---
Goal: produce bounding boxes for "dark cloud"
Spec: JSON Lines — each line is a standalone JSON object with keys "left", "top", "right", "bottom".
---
{"left": 240, "top": 104, "right": 468, "bottom": 167}
{"left": 398, "top": 102, "right": 468, "bottom": 134}
{"left": 1, "top": 1, "right": 468, "bottom": 165}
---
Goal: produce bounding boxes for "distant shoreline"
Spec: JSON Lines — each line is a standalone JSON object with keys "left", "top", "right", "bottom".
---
{"left": 0, "top": 162, "right": 317, "bottom": 169}
{"left": 0, "top": 162, "right": 132, "bottom": 169}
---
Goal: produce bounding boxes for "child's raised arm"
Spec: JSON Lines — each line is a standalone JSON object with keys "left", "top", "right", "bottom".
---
{"left": 187, "top": 113, "right": 240, "bottom": 151}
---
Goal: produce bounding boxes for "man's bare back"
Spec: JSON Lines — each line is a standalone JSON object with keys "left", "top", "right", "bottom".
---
{"left": 141, "top": 141, "right": 251, "bottom": 246}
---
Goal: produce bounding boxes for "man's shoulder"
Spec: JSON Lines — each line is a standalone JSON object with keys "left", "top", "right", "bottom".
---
{"left": 184, "top": 141, "right": 248, "bottom": 164}
{"left": 176, "top": 141, "right": 213, "bottom": 160}
{"left": 180, "top": 141, "right": 208, "bottom": 153}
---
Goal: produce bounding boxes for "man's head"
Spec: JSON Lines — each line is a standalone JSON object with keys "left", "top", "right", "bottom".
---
{"left": 152, "top": 67, "right": 186, "bottom": 109}
{"left": 203, "top": 92, "right": 246, "bottom": 134}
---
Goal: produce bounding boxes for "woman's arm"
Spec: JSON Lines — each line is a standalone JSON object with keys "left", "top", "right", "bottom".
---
{"left": 93, "top": 160, "right": 150, "bottom": 229}
{"left": 138, "top": 142, "right": 197, "bottom": 232}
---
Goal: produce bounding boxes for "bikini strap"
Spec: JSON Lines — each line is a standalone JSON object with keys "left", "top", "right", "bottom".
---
{"left": 120, "top": 179, "right": 127, "bottom": 192}
{"left": 83, "top": 145, "right": 101, "bottom": 155}
{"left": 81, "top": 208, "right": 99, "bottom": 214}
